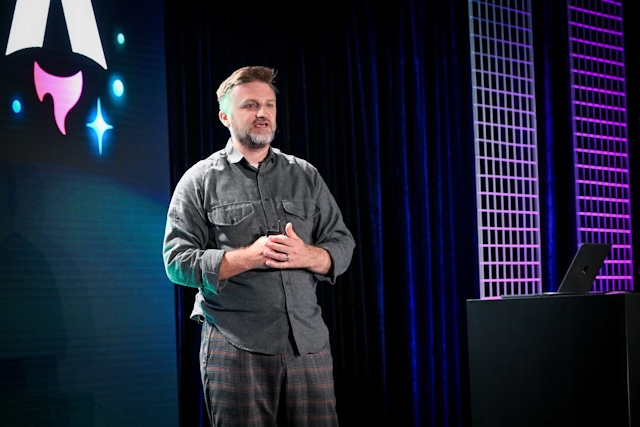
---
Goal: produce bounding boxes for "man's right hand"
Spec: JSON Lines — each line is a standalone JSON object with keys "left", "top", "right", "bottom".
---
{"left": 218, "top": 236, "right": 272, "bottom": 280}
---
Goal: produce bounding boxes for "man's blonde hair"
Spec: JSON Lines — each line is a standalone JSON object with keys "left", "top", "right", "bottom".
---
{"left": 216, "top": 66, "right": 278, "bottom": 114}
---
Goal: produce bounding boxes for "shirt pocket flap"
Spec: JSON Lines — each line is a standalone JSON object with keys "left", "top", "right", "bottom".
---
{"left": 208, "top": 202, "right": 254, "bottom": 226}
{"left": 282, "top": 199, "right": 318, "bottom": 220}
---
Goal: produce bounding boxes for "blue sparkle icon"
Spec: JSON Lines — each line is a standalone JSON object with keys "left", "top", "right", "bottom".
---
{"left": 87, "top": 98, "right": 113, "bottom": 155}
{"left": 12, "top": 99, "right": 22, "bottom": 113}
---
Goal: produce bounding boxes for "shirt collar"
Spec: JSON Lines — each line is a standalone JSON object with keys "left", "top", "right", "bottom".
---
{"left": 224, "top": 139, "right": 276, "bottom": 165}
{"left": 224, "top": 139, "right": 244, "bottom": 164}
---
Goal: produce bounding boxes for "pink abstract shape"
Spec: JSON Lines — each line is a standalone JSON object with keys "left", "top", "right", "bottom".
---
{"left": 33, "top": 61, "right": 83, "bottom": 135}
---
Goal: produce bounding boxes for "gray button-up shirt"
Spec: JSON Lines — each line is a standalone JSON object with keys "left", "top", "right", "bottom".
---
{"left": 163, "top": 140, "right": 355, "bottom": 355}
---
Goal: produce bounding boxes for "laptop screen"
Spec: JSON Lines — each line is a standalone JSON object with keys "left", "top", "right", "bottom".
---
{"left": 557, "top": 243, "right": 612, "bottom": 294}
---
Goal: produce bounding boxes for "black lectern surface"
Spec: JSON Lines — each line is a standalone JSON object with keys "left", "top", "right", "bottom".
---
{"left": 467, "top": 293, "right": 640, "bottom": 427}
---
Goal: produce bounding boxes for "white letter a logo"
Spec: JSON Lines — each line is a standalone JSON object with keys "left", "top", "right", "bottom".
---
{"left": 5, "top": 0, "right": 108, "bottom": 69}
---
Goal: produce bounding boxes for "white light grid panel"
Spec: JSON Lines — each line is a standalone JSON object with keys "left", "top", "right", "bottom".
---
{"left": 567, "top": 0, "right": 634, "bottom": 291}
{"left": 469, "top": 0, "right": 542, "bottom": 298}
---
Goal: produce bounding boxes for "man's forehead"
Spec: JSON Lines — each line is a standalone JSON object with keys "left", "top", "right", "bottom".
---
{"left": 231, "top": 81, "right": 276, "bottom": 101}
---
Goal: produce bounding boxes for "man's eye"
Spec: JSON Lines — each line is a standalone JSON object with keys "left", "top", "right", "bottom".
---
{"left": 244, "top": 103, "right": 255, "bottom": 109}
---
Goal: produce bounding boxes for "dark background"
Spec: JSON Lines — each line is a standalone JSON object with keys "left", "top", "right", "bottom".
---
{"left": 0, "top": 0, "right": 177, "bottom": 425}
{"left": 163, "top": 1, "right": 638, "bottom": 426}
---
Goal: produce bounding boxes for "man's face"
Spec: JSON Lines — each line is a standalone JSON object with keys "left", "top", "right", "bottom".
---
{"left": 220, "top": 81, "right": 277, "bottom": 150}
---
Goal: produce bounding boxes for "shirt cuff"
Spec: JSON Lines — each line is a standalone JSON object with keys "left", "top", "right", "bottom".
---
{"left": 201, "top": 249, "right": 228, "bottom": 294}
{"left": 314, "top": 243, "right": 346, "bottom": 284}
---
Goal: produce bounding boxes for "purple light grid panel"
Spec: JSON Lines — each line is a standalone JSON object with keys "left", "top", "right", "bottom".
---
{"left": 469, "top": 0, "right": 542, "bottom": 298}
{"left": 568, "top": 0, "right": 633, "bottom": 291}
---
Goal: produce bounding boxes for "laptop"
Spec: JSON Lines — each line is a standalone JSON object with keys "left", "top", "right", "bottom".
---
{"left": 499, "top": 242, "right": 612, "bottom": 298}
{"left": 553, "top": 242, "right": 612, "bottom": 294}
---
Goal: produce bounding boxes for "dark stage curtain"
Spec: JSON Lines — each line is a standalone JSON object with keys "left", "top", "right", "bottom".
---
{"left": 163, "top": 1, "right": 639, "bottom": 425}
{"left": 163, "top": 1, "right": 483, "bottom": 426}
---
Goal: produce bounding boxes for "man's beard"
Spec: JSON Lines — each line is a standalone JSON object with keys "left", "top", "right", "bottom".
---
{"left": 231, "top": 119, "right": 277, "bottom": 149}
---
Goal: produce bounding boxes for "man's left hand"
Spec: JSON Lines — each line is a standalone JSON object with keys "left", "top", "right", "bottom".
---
{"left": 264, "top": 222, "right": 332, "bottom": 275}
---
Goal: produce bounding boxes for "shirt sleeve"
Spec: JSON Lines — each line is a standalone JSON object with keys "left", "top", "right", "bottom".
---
{"left": 309, "top": 168, "right": 355, "bottom": 284}
{"left": 162, "top": 165, "right": 228, "bottom": 294}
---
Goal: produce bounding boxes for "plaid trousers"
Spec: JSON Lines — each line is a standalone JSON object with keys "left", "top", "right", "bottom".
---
{"left": 200, "top": 321, "right": 339, "bottom": 427}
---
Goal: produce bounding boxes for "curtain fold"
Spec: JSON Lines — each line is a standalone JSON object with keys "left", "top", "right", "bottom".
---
{"left": 164, "top": 1, "right": 478, "bottom": 425}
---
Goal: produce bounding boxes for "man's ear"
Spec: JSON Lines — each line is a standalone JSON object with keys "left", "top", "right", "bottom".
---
{"left": 218, "top": 110, "right": 229, "bottom": 128}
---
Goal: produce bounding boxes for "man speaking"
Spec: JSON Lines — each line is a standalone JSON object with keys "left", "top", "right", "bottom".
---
{"left": 163, "top": 66, "right": 355, "bottom": 426}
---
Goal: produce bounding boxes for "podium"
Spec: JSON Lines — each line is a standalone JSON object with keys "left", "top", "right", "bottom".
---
{"left": 467, "top": 293, "right": 640, "bottom": 427}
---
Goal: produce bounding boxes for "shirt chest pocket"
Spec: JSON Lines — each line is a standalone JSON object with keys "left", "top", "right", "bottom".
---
{"left": 282, "top": 199, "right": 318, "bottom": 243}
{"left": 207, "top": 202, "right": 256, "bottom": 248}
